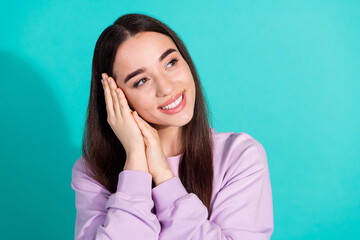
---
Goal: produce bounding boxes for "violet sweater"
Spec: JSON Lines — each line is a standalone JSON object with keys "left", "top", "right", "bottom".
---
{"left": 71, "top": 128, "right": 274, "bottom": 239}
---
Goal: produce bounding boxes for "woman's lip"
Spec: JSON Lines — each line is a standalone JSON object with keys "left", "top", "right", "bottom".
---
{"left": 158, "top": 92, "right": 186, "bottom": 114}
{"left": 158, "top": 91, "right": 184, "bottom": 108}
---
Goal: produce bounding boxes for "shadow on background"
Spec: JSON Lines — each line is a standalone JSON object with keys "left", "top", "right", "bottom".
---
{"left": 0, "top": 50, "right": 79, "bottom": 239}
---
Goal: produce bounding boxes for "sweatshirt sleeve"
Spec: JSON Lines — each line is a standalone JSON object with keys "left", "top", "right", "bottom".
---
{"left": 71, "top": 158, "right": 161, "bottom": 240}
{"left": 151, "top": 136, "right": 274, "bottom": 240}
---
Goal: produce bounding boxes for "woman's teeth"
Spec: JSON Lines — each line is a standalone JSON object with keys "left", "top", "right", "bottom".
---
{"left": 161, "top": 94, "right": 183, "bottom": 110}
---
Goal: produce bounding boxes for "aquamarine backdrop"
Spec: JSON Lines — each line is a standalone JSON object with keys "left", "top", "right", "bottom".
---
{"left": 1, "top": 0, "right": 359, "bottom": 239}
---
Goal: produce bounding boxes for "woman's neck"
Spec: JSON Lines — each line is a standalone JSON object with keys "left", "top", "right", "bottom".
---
{"left": 155, "top": 125, "right": 183, "bottom": 158}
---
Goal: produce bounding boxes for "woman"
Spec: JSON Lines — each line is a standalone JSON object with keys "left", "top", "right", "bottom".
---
{"left": 71, "top": 13, "right": 274, "bottom": 239}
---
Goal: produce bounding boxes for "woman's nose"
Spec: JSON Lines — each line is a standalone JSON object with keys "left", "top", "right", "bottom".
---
{"left": 155, "top": 77, "right": 174, "bottom": 97}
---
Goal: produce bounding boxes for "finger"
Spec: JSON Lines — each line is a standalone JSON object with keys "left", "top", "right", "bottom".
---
{"left": 107, "top": 76, "right": 122, "bottom": 118}
{"left": 134, "top": 111, "right": 154, "bottom": 131}
{"left": 101, "top": 74, "right": 115, "bottom": 117}
{"left": 133, "top": 111, "right": 145, "bottom": 131}
{"left": 133, "top": 111, "right": 154, "bottom": 141}
{"left": 113, "top": 82, "right": 132, "bottom": 115}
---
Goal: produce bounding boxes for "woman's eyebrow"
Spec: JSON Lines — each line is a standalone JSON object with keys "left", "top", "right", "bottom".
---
{"left": 124, "top": 48, "right": 177, "bottom": 84}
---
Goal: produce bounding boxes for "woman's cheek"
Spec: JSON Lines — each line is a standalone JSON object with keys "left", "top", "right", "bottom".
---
{"left": 132, "top": 94, "right": 151, "bottom": 110}
{"left": 125, "top": 95, "right": 137, "bottom": 111}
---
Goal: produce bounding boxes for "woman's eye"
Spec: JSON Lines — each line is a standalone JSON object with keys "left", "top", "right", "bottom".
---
{"left": 133, "top": 59, "right": 178, "bottom": 88}
{"left": 167, "top": 58, "right": 178, "bottom": 68}
{"left": 134, "top": 78, "right": 148, "bottom": 88}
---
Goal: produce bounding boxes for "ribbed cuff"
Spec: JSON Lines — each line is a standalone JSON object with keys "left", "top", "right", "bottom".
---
{"left": 117, "top": 170, "right": 152, "bottom": 198}
{"left": 152, "top": 176, "right": 188, "bottom": 213}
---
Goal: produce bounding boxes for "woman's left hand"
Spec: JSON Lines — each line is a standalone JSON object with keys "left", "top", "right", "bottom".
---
{"left": 132, "top": 111, "right": 175, "bottom": 186}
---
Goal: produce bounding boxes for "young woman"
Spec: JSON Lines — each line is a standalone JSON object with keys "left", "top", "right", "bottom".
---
{"left": 71, "top": 13, "right": 274, "bottom": 239}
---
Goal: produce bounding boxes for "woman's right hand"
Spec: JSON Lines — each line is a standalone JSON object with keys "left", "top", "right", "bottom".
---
{"left": 101, "top": 73, "right": 149, "bottom": 173}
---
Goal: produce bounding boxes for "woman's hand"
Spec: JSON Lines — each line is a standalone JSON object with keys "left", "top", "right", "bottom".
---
{"left": 132, "top": 111, "right": 175, "bottom": 186}
{"left": 101, "top": 73, "right": 148, "bottom": 173}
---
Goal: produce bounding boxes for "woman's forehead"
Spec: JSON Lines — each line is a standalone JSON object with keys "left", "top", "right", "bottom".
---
{"left": 113, "top": 32, "right": 179, "bottom": 78}
{"left": 116, "top": 32, "right": 176, "bottom": 59}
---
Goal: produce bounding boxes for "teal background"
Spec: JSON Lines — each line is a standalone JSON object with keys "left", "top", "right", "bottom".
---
{"left": 1, "top": 0, "right": 359, "bottom": 239}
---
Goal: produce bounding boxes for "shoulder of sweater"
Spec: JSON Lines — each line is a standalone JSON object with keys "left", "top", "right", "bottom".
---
{"left": 72, "top": 154, "right": 89, "bottom": 176}
{"left": 211, "top": 128, "right": 269, "bottom": 173}
{"left": 71, "top": 155, "right": 111, "bottom": 194}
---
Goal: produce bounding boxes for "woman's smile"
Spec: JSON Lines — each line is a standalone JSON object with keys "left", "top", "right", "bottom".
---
{"left": 158, "top": 91, "right": 186, "bottom": 114}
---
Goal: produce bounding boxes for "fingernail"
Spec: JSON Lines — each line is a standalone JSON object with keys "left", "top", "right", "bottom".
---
{"left": 101, "top": 73, "right": 105, "bottom": 79}
{"left": 107, "top": 77, "right": 111, "bottom": 84}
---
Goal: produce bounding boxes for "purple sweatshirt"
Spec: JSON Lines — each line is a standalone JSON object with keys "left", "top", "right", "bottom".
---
{"left": 71, "top": 128, "right": 274, "bottom": 239}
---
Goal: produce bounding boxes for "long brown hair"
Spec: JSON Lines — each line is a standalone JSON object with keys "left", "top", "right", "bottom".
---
{"left": 82, "top": 13, "right": 214, "bottom": 217}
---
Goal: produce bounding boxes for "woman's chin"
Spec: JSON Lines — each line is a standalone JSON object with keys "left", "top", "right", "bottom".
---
{"left": 150, "top": 119, "right": 193, "bottom": 130}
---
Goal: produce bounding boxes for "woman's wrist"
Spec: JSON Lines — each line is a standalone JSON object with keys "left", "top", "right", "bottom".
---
{"left": 153, "top": 169, "right": 175, "bottom": 186}
{"left": 124, "top": 152, "right": 148, "bottom": 172}
{"left": 126, "top": 150, "right": 146, "bottom": 159}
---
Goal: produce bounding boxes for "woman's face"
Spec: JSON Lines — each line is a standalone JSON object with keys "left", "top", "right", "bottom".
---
{"left": 112, "top": 31, "right": 196, "bottom": 129}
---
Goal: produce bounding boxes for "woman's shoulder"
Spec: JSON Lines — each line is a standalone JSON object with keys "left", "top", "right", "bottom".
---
{"left": 211, "top": 127, "right": 266, "bottom": 150}
{"left": 71, "top": 155, "right": 110, "bottom": 194}
{"left": 72, "top": 155, "right": 89, "bottom": 176}
{"left": 210, "top": 128, "right": 269, "bottom": 173}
